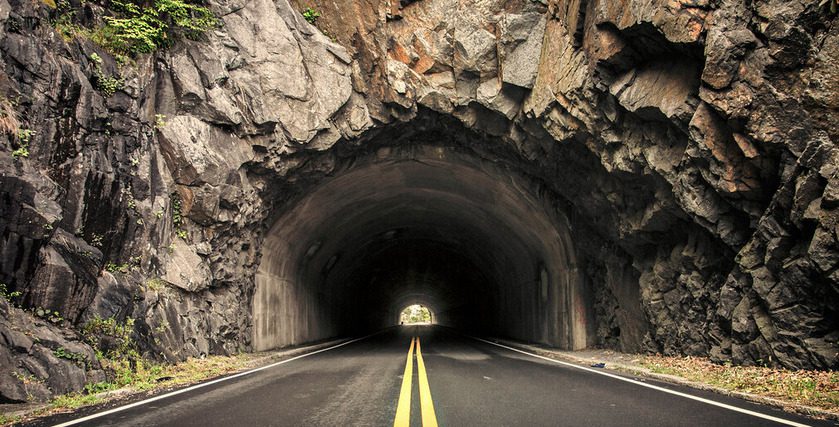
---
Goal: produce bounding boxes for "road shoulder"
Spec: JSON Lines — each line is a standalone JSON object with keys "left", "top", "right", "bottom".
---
{"left": 487, "top": 338, "right": 839, "bottom": 423}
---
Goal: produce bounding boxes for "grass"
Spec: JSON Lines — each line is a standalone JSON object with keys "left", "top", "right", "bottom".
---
{"left": 1, "top": 353, "right": 258, "bottom": 425}
{"left": 640, "top": 354, "right": 839, "bottom": 414}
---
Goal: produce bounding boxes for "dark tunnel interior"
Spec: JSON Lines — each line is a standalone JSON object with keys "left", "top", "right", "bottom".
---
{"left": 254, "top": 144, "right": 591, "bottom": 351}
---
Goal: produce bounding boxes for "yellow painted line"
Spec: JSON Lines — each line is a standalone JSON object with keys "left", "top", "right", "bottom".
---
{"left": 393, "top": 336, "right": 415, "bottom": 427}
{"left": 415, "top": 337, "right": 438, "bottom": 427}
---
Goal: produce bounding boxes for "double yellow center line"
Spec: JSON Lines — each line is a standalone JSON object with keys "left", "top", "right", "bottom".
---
{"left": 394, "top": 336, "right": 438, "bottom": 427}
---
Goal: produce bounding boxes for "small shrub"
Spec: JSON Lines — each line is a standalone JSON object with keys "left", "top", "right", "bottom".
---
{"left": 171, "top": 193, "right": 183, "bottom": 227}
{"left": 154, "top": 114, "right": 167, "bottom": 129}
{"left": 52, "top": 0, "right": 216, "bottom": 58}
{"left": 0, "top": 283, "right": 23, "bottom": 302}
{"left": 54, "top": 347, "right": 88, "bottom": 366}
{"left": 104, "top": 262, "right": 130, "bottom": 274}
{"left": 102, "top": 0, "right": 217, "bottom": 56}
{"left": 89, "top": 233, "right": 104, "bottom": 248}
{"left": 302, "top": 7, "right": 320, "bottom": 24}
{"left": 18, "top": 128, "right": 35, "bottom": 143}
{"left": 146, "top": 277, "right": 165, "bottom": 291}
{"left": 89, "top": 53, "right": 123, "bottom": 97}
{"left": 34, "top": 307, "right": 64, "bottom": 324}
{"left": 82, "top": 316, "right": 138, "bottom": 362}
{"left": 11, "top": 145, "right": 29, "bottom": 159}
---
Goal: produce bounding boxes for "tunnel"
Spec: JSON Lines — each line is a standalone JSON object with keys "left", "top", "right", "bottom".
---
{"left": 254, "top": 141, "right": 591, "bottom": 352}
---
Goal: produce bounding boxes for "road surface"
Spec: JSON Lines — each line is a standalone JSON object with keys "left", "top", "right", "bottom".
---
{"left": 34, "top": 326, "right": 834, "bottom": 427}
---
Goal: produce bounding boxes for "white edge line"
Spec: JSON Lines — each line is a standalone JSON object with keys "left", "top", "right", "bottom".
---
{"left": 471, "top": 337, "right": 812, "bottom": 427}
{"left": 51, "top": 331, "right": 383, "bottom": 427}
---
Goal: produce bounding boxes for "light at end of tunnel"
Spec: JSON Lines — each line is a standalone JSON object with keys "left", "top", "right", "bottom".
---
{"left": 399, "top": 304, "right": 433, "bottom": 326}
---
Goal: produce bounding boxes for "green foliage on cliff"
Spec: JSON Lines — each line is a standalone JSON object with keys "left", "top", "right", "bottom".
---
{"left": 103, "top": 0, "right": 217, "bottom": 55}
{"left": 52, "top": 0, "right": 217, "bottom": 57}
{"left": 302, "top": 7, "right": 320, "bottom": 24}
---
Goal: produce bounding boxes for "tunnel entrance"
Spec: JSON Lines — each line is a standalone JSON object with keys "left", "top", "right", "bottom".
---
{"left": 399, "top": 304, "right": 432, "bottom": 325}
{"left": 254, "top": 141, "right": 590, "bottom": 351}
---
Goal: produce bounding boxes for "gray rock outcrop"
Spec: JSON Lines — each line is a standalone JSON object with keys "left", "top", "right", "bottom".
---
{"left": 0, "top": 0, "right": 836, "bottom": 402}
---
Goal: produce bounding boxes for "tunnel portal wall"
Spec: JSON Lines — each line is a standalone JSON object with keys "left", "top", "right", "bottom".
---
{"left": 254, "top": 145, "right": 589, "bottom": 351}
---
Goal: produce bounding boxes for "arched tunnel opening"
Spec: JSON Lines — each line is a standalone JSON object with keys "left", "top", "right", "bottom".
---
{"left": 254, "top": 133, "right": 592, "bottom": 352}
{"left": 398, "top": 304, "right": 433, "bottom": 325}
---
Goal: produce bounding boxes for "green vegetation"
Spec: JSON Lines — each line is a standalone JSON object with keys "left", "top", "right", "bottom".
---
{"left": 171, "top": 193, "right": 183, "bottom": 227}
{"left": 154, "top": 113, "right": 167, "bottom": 129}
{"left": 171, "top": 192, "right": 189, "bottom": 240}
{"left": 53, "top": 347, "right": 88, "bottom": 366}
{"left": 11, "top": 129, "right": 34, "bottom": 159}
{"left": 104, "top": 262, "right": 130, "bottom": 274}
{"left": 80, "top": 316, "right": 157, "bottom": 389}
{"left": 399, "top": 304, "right": 431, "bottom": 324}
{"left": 641, "top": 354, "right": 839, "bottom": 413}
{"left": 11, "top": 145, "right": 29, "bottom": 159}
{"left": 0, "top": 283, "right": 22, "bottom": 302}
{"left": 18, "top": 129, "right": 35, "bottom": 143}
{"left": 89, "top": 233, "right": 104, "bottom": 248}
{"left": 146, "top": 277, "right": 166, "bottom": 291}
{"left": 302, "top": 7, "right": 320, "bottom": 25}
{"left": 0, "top": 414, "right": 22, "bottom": 425}
{"left": 89, "top": 53, "right": 123, "bottom": 97}
{"left": 34, "top": 307, "right": 64, "bottom": 324}
{"left": 2, "top": 284, "right": 65, "bottom": 324}
{"left": 52, "top": 0, "right": 217, "bottom": 58}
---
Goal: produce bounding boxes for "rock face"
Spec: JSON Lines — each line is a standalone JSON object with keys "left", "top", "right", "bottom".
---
{"left": 0, "top": 299, "right": 106, "bottom": 403}
{"left": 0, "top": 0, "right": 837, "bottom": 401}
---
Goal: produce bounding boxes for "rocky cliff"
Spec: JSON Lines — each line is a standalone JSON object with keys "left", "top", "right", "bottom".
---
{"left": 0, "top": 0, "right": 837, "bottom": 402}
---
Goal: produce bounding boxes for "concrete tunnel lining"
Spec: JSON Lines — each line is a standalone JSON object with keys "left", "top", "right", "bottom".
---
{"left": 254, "top": 145, "right": 589, "bottom": 351}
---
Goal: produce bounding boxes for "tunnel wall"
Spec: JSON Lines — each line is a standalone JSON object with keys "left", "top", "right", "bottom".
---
{"left": 254, "top": 145, "right": 589, "bottom": 351}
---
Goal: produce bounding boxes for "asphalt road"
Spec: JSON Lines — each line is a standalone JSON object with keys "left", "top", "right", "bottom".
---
{"left": 34, "top": 326, "right": 835, "bottom": 427}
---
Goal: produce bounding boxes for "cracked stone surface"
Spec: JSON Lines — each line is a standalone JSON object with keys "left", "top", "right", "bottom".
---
{"left": 0, "top": 0, "right": 837, "bottom": 401}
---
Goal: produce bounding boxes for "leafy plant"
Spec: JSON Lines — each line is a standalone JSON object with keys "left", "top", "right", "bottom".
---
{"left": 18, "top": 128, "right": 35, "bottom": 143}
{"left": 54, "top": 347, "right": 88, "bottom": 366}
{"left": 82, "top": 316, "right": 138, "bottom": 362}
{"left": 176, "top": 229, "right": 188, "bottom": 240}
{"left": 102, "top": 0, "right": 217, "bottom": 56}
{"left": 154, "top": 113, "right": 167, "bottom": 129}
{"left": 302, "top": 7, "right": 320, "bottom": 24}
{"left": 89, "top": 53, "right": 123, "bottom": 97}
{"left": 52, "top": 0, "right": 216, "bottom": 58}
{"left": 104, "top": 262, "right": 130, "bottom": 274}
{"left": 14, "top": 129, "right": 35, "bottom": 159}
{"left": 89, "top": 233, "right": 104, "bottom": 248}
{"left": 171, "top": 193, "right": 183, "bottom": 227}
{"left": 146, "top": 277, "right": 165, "bottom": 291}
{"left": 11, "top": 144, "right": 29, "bottom": 159}
{"left": 34, "top": 307, "right": 65, "bottom": 324}
{"left": 0, "top": 283, "right": 22, "bottom": 302}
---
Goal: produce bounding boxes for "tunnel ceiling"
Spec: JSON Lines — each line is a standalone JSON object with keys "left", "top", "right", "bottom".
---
{"left": 255, "top": 139, "right": 587, "bottom": 351}
{"left": 1, "top": 0, "right": 837, "bottom": 404}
